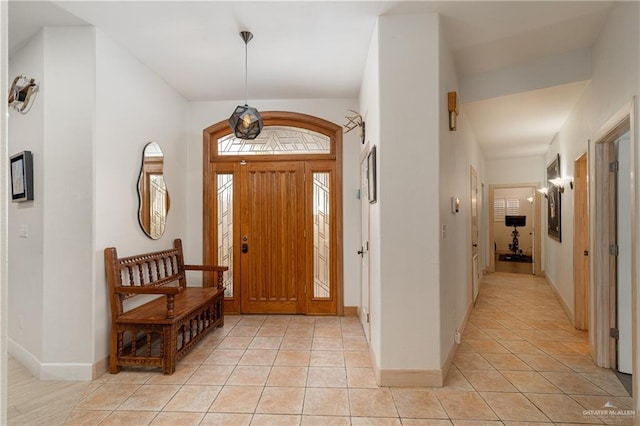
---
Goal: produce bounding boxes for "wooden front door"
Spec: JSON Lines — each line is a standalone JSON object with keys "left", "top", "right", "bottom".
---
{"left": 240, "top": 161, "right": 306, "bottom": 313}
{"left": 203, "top": 111, "right": 344, "bottom": 316}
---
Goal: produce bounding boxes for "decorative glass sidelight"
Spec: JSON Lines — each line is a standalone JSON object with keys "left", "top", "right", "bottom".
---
{"left": 217, "top": 174, "right": 234, "bottom": 297}
{"left": 218, "top": 126, "right": 330, "bottom": 155}
{"left": 313, "top": 172, "right": 331, "bottom": 298}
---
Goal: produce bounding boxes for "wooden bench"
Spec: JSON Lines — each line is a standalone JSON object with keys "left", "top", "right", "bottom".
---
{"left": 104, "top": 239, "right": 227, "bottom": 375}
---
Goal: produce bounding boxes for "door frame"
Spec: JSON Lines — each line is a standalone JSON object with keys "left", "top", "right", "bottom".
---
{"left": 202, "top": 111, "right": 344, "bottom": 315}
{"left": 488, "top": 183, "right": 542, "bottom": 276}
{"left": 592, "top": 112, "right": 633, "bottom": 370}
{"left": 590, "top": 99, "right": 637, "bottom": 408}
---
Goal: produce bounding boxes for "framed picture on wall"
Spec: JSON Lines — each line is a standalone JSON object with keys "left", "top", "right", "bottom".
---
{"left": 10, "top": 151, "right": 34, "bottom": 203}
{"left": 547, "top": 153, "right": 561, "bottom": 241}
{"left": 367, "top": 145, "right": 377, "bottom": 204}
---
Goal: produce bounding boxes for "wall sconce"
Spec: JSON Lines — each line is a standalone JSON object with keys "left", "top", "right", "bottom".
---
{"left": 344, "top": 110, "right": 365, "bottom": 144}
{"left": 8, "top": 75, "right": 38, "bottom": 113}
{"left": 451, "top": 196, "right": 460, "bottom": 213}
{"left": 537, "top": 187, "right": 549, "bottom": 198}
{"left": 549, "top": 177, "right": 574, "bottom": 193}
{"left": 448, "top": 91, "right": 458, "bottom": 131}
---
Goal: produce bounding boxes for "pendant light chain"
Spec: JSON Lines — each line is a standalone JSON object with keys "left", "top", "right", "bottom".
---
{"left": 244, "top": 38, "right": 248, "bottom": 105}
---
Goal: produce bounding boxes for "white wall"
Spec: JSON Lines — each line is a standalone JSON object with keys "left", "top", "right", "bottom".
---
{"left": 359, "top": 21, "right": 381, "bottom": 363}
{"left": 8, "top": 27, "right": 97, "bottom": 380}
{"left": 485, "top": 156, "right": 545, "bottom": 185}
{"left": 438, "top": 21, "right": 486, "bottom": 366}
{"left": 377, "top": 13, "right": 441, "bottom": 372}
{"left": 358, "top": 12, "right": 487, "bottom": 382}
{"left": 8, "top": 25, "right": 191, "bottom": 379}
{"left": 1, "top": 0, "right": 9, "bottom": 420}
{"left": 94, "top": 29, "right": 190, "bottom": 365}
{"left": 545, "top": 2, "right": 639, "bottom": 323}
{"left": 589, "top": 3, "right": 639, "bottom": 132}
{"left": 8, "top": 31, "right": 45, "bottom": 369}
{"left": 41, "top": 27, "right": 95, "bottom": 378}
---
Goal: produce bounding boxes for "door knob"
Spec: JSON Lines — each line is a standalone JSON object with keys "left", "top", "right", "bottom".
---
{"left": 357, "top": 247, "right": 364, "bottom": 257}
{"left": 472, "top": 243, "right": 478, "bottom": 247}
{"left": 242, "top": 243, "right": 249, "bottom": 254}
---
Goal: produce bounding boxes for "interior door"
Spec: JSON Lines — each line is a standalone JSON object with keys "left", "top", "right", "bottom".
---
{"left": 470, "top": 167, "right": 479, "bottom": 303}
{"left": 239, "top": 161, "right": 306, "bottom": 314}
{"left": 360, "top": 153, "right": 371, "bottom": 340}
{"left": 573, "top": 154, "right": 589, "bottom": 330}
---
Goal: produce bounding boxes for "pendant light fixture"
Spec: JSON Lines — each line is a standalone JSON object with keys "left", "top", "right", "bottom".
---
{"left": 228, "top": 31, "right": 263, "bottom": 140}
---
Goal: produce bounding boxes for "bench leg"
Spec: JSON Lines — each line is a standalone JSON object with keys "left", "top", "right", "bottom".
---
{"left": 162, "top": 325, "right": 177, "bottom": 375}
{"left": 109, "top": 330, "right": 122, "bottom": 374}
{"left": 216, "top": 297, "right": 224, "bottom": 327}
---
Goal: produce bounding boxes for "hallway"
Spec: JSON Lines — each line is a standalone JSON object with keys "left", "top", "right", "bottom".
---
{"left": 10, "top": 272, "right": 634, "bottom": 425}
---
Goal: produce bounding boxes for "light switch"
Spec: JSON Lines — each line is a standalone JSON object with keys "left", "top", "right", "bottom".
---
{"left": 19, "top": 225, "right": 28, "bottom": 238}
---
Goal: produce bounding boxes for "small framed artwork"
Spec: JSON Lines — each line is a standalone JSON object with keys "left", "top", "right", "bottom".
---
{"left": 546, "top": 153, "right": 561, "bottom": 241}
{"left": 367, "top": 145, "right": 377, "bottom": 204}
{"left": 10, "top": 151, "right": 34, "bottom": 202}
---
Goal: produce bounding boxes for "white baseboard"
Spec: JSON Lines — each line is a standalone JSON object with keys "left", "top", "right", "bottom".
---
{"left": 378, "top": 368, "right": 444, "bottom": 387}
{"left": 93, "top": 356, "right": 109, "bottom": 379}
{"left": 545, "top": 275, "right": 574, "bottom": 326}
{"left": 41, "top": 363, "right": 93, "bottom": 381}
{"left": 9, "top": 338, "right": 94, "bottom": 381}
{"left": 8, "top": 337, "right": 40, "bottom": 378}
{"left": 369, "top": 341, "right": 445, "bottom": 387}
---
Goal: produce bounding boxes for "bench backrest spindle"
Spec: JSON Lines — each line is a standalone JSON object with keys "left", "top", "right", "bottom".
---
{"left": 105, "top": 240, "right": 194, "bottom": 318}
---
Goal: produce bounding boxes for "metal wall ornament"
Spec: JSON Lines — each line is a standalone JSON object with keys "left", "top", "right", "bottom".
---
{"left": 228, "top": 31, "right": 263, "bottom": 140}
{"left": 343, "top": 109, "right": 365, "bottom": 144}
{"left": 8, "top": 75, "right": 39, "bottom": 113}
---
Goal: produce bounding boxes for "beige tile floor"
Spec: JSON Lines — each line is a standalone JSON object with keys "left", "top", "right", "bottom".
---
{"left": 10, "top": 272, "right": 637, "bottom": 425}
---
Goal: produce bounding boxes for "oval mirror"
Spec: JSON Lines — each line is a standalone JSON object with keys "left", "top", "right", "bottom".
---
{"left": 137, "top": 142, "right": 170, "bottom": 239}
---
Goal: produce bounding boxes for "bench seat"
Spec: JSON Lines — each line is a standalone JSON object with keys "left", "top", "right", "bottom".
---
{"left": 119, "top": 288, "right": 222, "bottom": 324}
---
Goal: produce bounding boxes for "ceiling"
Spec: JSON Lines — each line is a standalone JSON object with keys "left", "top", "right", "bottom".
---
{"left": 8, "top": 1, "right": 615, "bottom": 159}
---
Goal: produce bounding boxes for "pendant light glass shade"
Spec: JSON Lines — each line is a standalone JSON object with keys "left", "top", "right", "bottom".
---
{"left": 229, "top": 31, "right": 263, "bottom": 140}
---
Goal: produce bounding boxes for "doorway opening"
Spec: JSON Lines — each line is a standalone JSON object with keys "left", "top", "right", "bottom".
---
{"left": 488, "top": 184, "right": 542, "bottom": 276}
{"left": 202, "top": 112, "right": 344, "bottom": 315}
